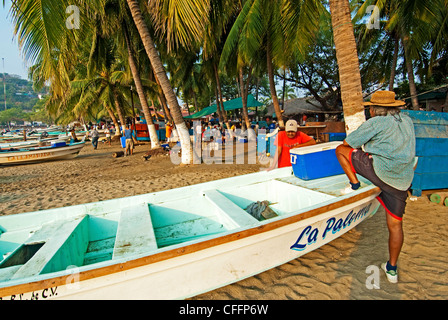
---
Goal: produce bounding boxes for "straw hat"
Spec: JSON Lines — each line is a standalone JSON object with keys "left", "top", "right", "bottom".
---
{"left": 364, "top": 91, "right": 405, "bottom": 107}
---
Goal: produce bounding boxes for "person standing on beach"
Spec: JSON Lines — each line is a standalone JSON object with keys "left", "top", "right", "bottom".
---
{"left": 165, "top": 122, "right": 173, "bottom": 142}
{"left": 104, "top": 127, "right": 111, "bottom": 146}
{"left": 267, "top": 119, "right": 316, "bottom": 170}
{"left": 124, "top": 125, "right": 134, "bottom": 156}
{"left": 91, "top": 127, "right": 99, "bottom": 150}
{"left": 335, "top": 91, "right": 416, "bottom": 284}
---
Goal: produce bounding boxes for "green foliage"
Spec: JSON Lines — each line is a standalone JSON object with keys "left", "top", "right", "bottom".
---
{"left": 0, "top": 73, "right": 47, "bottom": 124}
{"left": 5, "top": 0, "right": 448, "bottom": 123}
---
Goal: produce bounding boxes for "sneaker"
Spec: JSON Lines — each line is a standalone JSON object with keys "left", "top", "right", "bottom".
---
{"left": 381, "top": 262, "right": 398, "bottom": 283}
{"left": 340, "top": 184, "right": 355, "bottom": 195}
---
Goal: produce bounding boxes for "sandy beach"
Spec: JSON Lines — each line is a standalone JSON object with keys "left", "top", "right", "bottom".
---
{"left": 0, "top": 139, "right": 447, "bottom": 300}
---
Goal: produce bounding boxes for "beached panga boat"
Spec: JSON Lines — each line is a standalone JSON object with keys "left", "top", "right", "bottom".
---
{"left": 0, "top": 166, "right": 381, "bottom": 300}
{"left": 0, "top": 136, "right": 71, "bottom": 151}
{"left": 0, "top": 141, "right": 85, "bottom": 166}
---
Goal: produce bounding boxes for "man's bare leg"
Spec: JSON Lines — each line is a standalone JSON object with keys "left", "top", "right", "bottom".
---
{"left": 335, "top": 144, "right": 360, "bottom": 185}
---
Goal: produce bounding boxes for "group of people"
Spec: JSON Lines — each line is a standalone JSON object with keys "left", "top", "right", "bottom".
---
{"left": 86, "top": 126, "right": 112, "bottom": 149}
{"left": 87, "top": 125, "right": 134, "bottom": 156}
{"left": 83, "top": 91, "right": 416, "bottom": 283}
{"left": 271, "top": 90, "right": 416, "bottom": 284}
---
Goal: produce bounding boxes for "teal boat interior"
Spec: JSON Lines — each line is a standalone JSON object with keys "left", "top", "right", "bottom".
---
{"left": 0, "top": 170, "right": 375, "bottom": 284}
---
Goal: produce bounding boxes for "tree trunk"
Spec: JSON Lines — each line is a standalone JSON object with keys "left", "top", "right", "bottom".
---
{"left": 389, "top": 36, "right": 399, "bottom": 91}
{"left": 281, "top": 68, "right": 286, "bottom": 111}
{"left": 113, "top": 87, "right": 126, "bottom": 133}
{"left": 402, "top": 37, "right": 419, "bottom": 110}
{"left": 104, "top": 103, "right": 121, "bottom": 136}
{"left": 126, "top": 0, "right": 191, "bottom": 164}
{"left": 149, "top": 68, "right": 173, "bottom": 123}
{"left": 213, "top": 62, "right": 231, "bottom": 130}
{"left": 266, "top": 43, "right": 284, "bottom": 128}
{"left": 193, "top": 91, "right": 198, "bottom": 113}
{"left": 214, "top": 86, "right": 224, "bottom": 127}
{"left": 239, "top": 67, "right": 255, "bottom": 141}
{"left": 157, "top": 87, "right": 173, "bottom": 124}
{"left": 329, "top": 0, "right": 365, "bottom": 134}
{"left": 123, "top": 21, "right": 160, "bottom": 148}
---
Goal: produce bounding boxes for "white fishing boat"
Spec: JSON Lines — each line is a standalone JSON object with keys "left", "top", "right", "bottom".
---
{"left": 0, "top": 164, "right": 381, "bottom": 300}
{"left": 0, "top": 141, "right": 85, "bottom": 165}
{"left": 0, "top": 136, "right": 71, "bottom": 151}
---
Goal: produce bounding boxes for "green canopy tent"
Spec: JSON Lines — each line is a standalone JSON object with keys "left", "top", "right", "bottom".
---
{"left": 184, "top": 94, "right": 263, "bottom": 119}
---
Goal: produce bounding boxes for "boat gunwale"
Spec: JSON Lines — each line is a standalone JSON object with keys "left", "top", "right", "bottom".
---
{"left": 0, "top": 142, "right": 85, "bottom": 154}
{"left": 0, "top": 186, "right": 380, "bottom": 298}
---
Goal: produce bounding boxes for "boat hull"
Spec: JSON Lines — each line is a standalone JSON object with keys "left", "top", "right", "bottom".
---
{"left": 0, "top": 168, "right": 380, "bottom": 299}
{"left": 71, "top": 199, "right": 377, "bottom": 300}
{"left": 0, "top": 142, "right": 85, "bottom": 165}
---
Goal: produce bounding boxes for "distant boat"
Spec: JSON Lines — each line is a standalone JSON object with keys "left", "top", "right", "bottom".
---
{"left": 0, "top": 136, "right": 71, "bottom": 151}
{"left": 0, "top": 141, "right": 85, "bottom": 165}
{"left": 0, "top": 166, "right": 380, "bottom": 299}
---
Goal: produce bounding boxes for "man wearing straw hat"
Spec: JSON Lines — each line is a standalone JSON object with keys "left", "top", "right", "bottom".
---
{"left": 335, "top": 91, "right": 416, "bottom": 284}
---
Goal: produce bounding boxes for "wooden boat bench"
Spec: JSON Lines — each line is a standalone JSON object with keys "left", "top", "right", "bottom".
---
{"left": 5, "top": 215, "right": 89, "bottom": 280}
{"left": 202, "top": 189, "right": 260, "bottom": 228}
{"left": 112, "top": 203, "right": 158, "bottom": 260}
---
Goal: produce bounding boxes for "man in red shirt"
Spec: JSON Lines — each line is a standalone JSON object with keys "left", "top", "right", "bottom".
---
{"left": 267, "top": 119, "right": 316, "bottom": 170}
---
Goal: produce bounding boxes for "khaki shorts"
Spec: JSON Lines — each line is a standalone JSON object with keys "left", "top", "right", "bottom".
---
{"left": 125, "top": 139, "right": 134, "bottom": 153}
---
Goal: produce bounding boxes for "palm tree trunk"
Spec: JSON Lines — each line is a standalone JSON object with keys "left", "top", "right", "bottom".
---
{"left": 214, "top": 86, "right": 224, "bottom": 126}
{"left": 389, "top": 36, "right": 399, "bottom": 91}
{"left": 104, "top": 103, "right": 121, "bottom": 136}
{"left": 266, "top": 43, "right": 284, "bottom": 128}
{"left": 329, "top": 0, "right": 365, "bottom": 134}
{"left": 281, "top": 68, "right": 286, "bottom": 111}
{"left": 239, "top": 67, "right": 255, "bottom": 141}
{"left": 193, "top": 91, "right": 198, "bottom": 113}
{"left": 126, "top": 0, "right": 191, "bottom": 164}
{"left": 158, "top": 91, "right": 173, "bottom": 123}
{"left": 123, "top": 21, "right": 160, "bottom": 148}
{"left": 113, "top": 87, "right": 126, "bottom": 133}
{"left": 402, "top": 37, "right": 419, "bottom": 110}
{"left": 213, "top": 62, "right": 231, "bottom": 130}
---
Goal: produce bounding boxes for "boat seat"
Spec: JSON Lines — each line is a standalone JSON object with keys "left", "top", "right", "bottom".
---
{"left": 11, "top": 215, "right": 89, "bottom": 280}
{"left": 0, "top": 265, "right": 22, "bottom": 282}
{"left": 202, "top": 189, "right": 259, "bottom": 228}
{"left": 113, "top": 203, "right": 158, "bottom": 260}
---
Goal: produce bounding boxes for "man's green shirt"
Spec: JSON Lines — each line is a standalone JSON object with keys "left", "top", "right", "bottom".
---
{"left": 345, "top": 113, "right": 416, "bottom": 191}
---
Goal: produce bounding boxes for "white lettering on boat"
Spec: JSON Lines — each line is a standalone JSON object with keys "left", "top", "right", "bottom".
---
{"left": 290, "top": 204, "right": 372, "bottom": 251}
{"left": 7, "top": 152, "right": 54, "bottom": 162}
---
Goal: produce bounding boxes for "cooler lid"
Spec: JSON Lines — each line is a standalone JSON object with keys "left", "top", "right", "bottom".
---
{"left": 290, "top": 141, "right": 342, "bottom": 155}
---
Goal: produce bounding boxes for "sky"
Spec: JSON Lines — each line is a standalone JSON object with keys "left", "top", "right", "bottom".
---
{"left": 0, "top": 0, "right": 30, "bottom": 80}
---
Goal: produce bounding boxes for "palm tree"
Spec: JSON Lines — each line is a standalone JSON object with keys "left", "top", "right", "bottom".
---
{"left": 121, "top": 20, "right": 161, "bottom": 148}
{"left": 126, "top": 0, "right": 198, "bottom": 164}
{"left": 220, "top": 0, "right": 324, "bottom": 129}
{"left": 199, "top": 0, "right": 237, "bottom": 130}
{"left": 354, "top": 0, "right": 445, "bottom": 110}
{"left": 8, "top": 0, "right": 79, "bottom": 99}
{"left": 220, "top": 0, "right": 286, "bottom": 127}
{"left": 329, "top": 0, "right": 365, "bottom": 133}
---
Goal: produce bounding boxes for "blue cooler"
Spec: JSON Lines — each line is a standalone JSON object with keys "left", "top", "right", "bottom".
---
{"left": 51, "top": 141, "right": 67, "bottom": 148}
{"left": 328, "top": 132, "right": 346, "bottom": 141}
{"left": 120, "top": 136, "right": 126, "bottom": 148}
{"left": 290, "top": 142, "right": 344, "bottom": 180}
